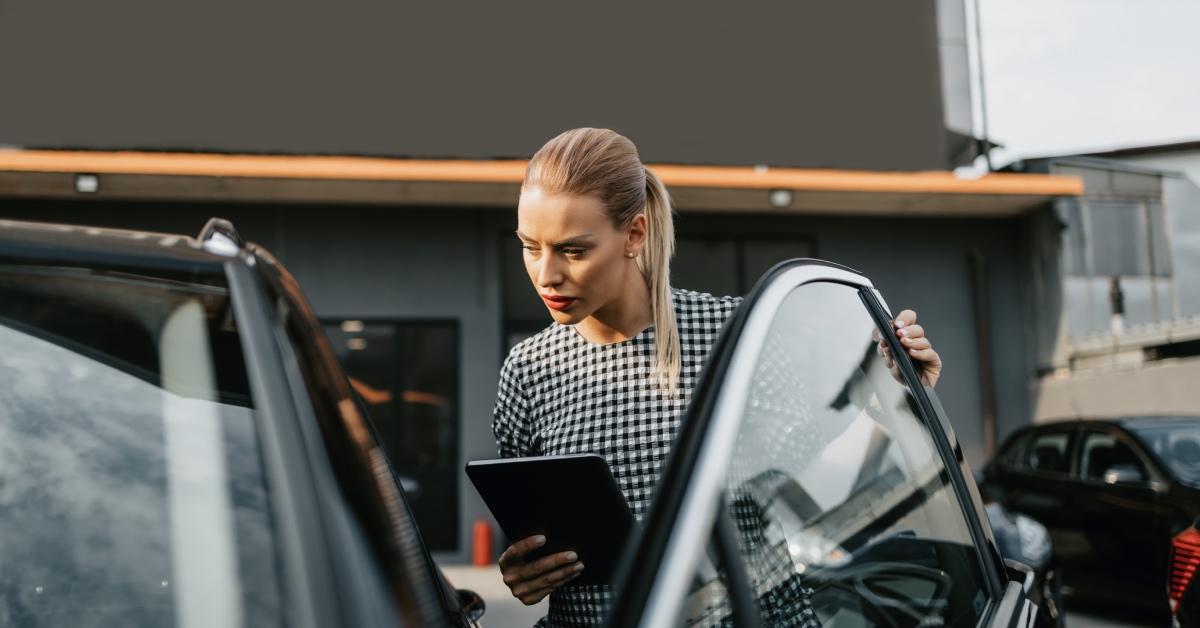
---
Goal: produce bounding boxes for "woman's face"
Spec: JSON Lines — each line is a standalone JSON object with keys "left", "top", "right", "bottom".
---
{"left": 516, "top": 187, "right": 645, "bottom": 325}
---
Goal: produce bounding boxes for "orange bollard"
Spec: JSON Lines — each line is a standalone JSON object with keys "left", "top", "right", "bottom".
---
{"left": 472, "top": 519, "right": 493, "bottom": 566}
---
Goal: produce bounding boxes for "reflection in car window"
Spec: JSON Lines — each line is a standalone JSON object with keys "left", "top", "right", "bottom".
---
{"left": 0, "top": 266, "right": 282, "bottom": 628}
{"left": 1079, "top": 432, "right": 1146, "bottom": 482}
{"left": 1023, "top": 432, "right": 1072, "bottom": 475}
{"left": 680, "top": 282, "right": 990, "bottom": 627}
{"left": 1128, "top": 420, "right": 1200, "bottom": 486}
{"left": 998, "top": 431, "right": 1031, "bottom": 469}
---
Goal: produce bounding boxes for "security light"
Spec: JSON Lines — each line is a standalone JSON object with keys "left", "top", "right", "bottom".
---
{"left": 74, "top": 174, "right": 99, "bottom": 193}
{"left": 768, "top": 189, "right": 793, "bottom": 208}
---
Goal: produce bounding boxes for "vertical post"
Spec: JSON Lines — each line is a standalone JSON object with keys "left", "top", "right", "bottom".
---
{"left": 969, "top": 249, "right": 998, "bottom": 458}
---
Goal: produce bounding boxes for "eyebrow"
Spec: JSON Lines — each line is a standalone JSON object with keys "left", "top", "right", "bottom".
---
{"left": 514, "top": 231, "right": 595, "bottom": 247}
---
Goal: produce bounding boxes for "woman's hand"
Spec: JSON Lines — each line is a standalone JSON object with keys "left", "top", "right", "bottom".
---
{"left": 498, "top": 535, "right": 585, "bottom": 605}
{"left": 873, "top": 309, "right": 942, "bottom": 388}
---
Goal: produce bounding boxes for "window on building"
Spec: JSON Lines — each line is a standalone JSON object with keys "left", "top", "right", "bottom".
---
{"left": 323, "top": 320, "right": 460, "bottom": 551}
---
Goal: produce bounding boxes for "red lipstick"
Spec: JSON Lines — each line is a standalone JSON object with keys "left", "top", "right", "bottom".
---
{"left": 541, "top": 294, "right": 577, "bottom": 311}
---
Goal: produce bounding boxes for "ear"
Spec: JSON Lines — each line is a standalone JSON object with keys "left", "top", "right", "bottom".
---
{"left": 625, "top": 213, "right": 648, "bottom": 255}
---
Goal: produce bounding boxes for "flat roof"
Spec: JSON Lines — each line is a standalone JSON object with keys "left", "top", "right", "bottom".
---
{"left": 0, "top": 149, "right": 1083, "bottom": 216}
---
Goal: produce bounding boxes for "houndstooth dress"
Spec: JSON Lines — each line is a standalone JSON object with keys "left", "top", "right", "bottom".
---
{"left": 493, "top": 287, "right": 820, "bottom": 628}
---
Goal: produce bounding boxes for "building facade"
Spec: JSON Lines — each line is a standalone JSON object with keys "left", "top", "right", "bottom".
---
{"left": 0, "top": 0, "right": 1087, "bottom": 563}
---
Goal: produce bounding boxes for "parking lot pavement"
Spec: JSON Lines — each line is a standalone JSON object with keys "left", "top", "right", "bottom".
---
{"left": 1063, "top": 595, "right": 1168, "bottom": 628}
{"left": 439, "top": 564, "right": 546, "bottom": 628}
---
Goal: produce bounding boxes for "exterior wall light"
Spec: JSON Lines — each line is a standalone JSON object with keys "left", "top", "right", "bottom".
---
{"left": 768, "top": 189, "right": 793, "bottom": 208}
{"left": 74, "top": 174, "right": 100, "bottom": 193}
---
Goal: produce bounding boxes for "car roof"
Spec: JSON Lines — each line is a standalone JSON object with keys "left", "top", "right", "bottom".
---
{"left": 0, "top": 217, "right": 242, "bottom": 278}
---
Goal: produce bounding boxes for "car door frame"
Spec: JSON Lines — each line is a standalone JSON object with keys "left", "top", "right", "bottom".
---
{"left": 1000, "top": 424, "right": 1081, "bottom": 531}
{"left": 1072, "top": 423, "right": 1173, "bottom": 577}
{"left": 229, "top": 252, "right": 466, "bottom": 628}
{"left": 607, "top": 259, "right": 1028, "bottom": 628}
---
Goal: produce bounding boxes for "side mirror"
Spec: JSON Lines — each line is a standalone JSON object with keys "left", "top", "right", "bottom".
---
{"left": 1103, "top": 463, "right": 1147, "bottom": 485}
{"left": 457, "top": 588, "right": 486, "bottom": 623}
{"left": 1003, "top": 558, "right": 1036, "bottom": 594}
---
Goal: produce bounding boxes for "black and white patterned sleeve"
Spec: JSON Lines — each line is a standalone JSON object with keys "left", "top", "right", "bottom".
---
{"left": 492, "top": 350, "right": 534, "bottom": 459}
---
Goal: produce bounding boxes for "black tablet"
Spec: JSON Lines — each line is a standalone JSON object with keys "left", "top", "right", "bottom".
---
{"left": 466, "top": 453, "right": 636, "bottom": 586}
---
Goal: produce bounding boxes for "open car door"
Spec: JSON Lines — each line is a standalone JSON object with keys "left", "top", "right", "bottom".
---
{"left": 607, "top": 259, "right": 1035, "bottom": 628}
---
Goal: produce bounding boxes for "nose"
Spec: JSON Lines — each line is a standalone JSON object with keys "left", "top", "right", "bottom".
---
{"left": 533, "top": 252, "right": 564, "bottom": 288}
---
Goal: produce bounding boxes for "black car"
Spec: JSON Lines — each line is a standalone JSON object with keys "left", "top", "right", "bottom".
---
{"left": 0, "top": 218, "right": 484, "bottom": 627}
{"left": 0, "top": 217, "right": 1038, "bottom": 627}
{"left": 980, "top": 417, "right": 1200, "bottom": 621}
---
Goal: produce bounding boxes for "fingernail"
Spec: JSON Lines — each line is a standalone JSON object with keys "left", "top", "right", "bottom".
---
{"left": 898, "top": 329, "right": 908, "bottom": 337}
{"left": 895, "top": 320, "right": 905, "bottom": 328}
{"left": 574, "top": 563, "right": 585, "bottom": 572}
{"left": 565, "top": 552, "right": 578, "bottom": 561}
{"left": 534, "top": 535, "right": 546, "bottom": 546}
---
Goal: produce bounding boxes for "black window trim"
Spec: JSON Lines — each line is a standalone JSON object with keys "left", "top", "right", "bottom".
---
{"left": 860, "top": 287, "right": 1010, "bottom": 613}
{"left": 225, "top": 259, "right": 341, "bottom": 628}
{"left": 252, "top": 250, "right": 460, "bottom": 627}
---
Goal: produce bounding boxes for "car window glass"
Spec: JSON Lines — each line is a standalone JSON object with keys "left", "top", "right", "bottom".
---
{"left": 998, "top": 432, "right": 1031, "bottom": 469}
{"left": 0, "top": 265, "right": 283, "bottom": 628}
{"left": 1023, "top": 432, "right": 1072, "bottom": 474}
{"left": 675, "top": 281, "right": 991, "bottom": 627}
{"left": 1079, "top": 431, "right": 1147, "bottom": 482}
{"left": 1127, "top": 420, "right": 1200, "bottom": 486}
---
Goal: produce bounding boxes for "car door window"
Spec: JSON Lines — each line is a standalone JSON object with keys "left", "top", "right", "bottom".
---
{"left": 1078, "top": 431, "right": 1148, "bottom": 482}
{"left": 1022, "top": 431, "right": 1073, "bottom": 475}
{"left": 667, "top": 279, "right": 995, "bottom": 627}
{"left": 997, "top": 432, "right": 1031, "bottom": 470}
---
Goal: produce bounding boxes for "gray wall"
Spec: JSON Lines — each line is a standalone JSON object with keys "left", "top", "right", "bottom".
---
{"left": 0, "top": 0, "right": 965, "bottom": 171}
{"left": 0, "top": 200, "right": 1043, "bottom": 562}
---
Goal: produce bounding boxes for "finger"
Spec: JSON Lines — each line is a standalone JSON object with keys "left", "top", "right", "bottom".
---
{"left": 896, "top": 324, "right": 924, "bottom": 341}
{"left": 900, "top": 337, "right": 931, "bottom": 351}
{"left": 519, "top": 572, "right": 583, "bottom": 606}
{"left": 515, "top": 550, "right": 580, "bottom": 582}
{"left": 871, "top": 327, "right": 882, "bottom": 343}
{"left": 907, "top": 347, "right": 940, "bottom": 364}
{"left": 894, "top": 309, "right": 917, "bottom": 329}
{"left": 512, "top": 562, "right": 584, "bottom": 598}
{"left": 499, "top": 535, "right": 547, "bottom": 568}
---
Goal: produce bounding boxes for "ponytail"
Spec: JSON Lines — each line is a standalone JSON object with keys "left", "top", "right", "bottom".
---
{"left": 640, "top": 167, "right": 682, "bottom": 398}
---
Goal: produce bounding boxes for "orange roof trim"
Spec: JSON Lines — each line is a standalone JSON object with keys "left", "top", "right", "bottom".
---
{"left": 0, "top": 149, "right": 1083, "bottom": 197}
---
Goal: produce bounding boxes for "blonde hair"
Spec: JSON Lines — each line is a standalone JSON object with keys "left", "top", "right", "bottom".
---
{"left": 523, "top": 128, "right": 681, "bottom": 397}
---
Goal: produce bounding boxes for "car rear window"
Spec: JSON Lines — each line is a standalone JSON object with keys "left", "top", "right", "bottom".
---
{"left": 0, "top": 264, "right": 283, "bottom": 628}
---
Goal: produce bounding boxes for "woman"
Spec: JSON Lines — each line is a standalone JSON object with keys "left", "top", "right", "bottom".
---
{"left": 492, "top": 128, "right": 942, "bottom": 627}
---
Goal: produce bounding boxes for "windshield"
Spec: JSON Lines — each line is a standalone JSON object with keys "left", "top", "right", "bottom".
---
{"left": 0, "top": 265, "right": 283, "bottom": 628}
{"left": 1126, "top": 419, "right": 1200, "bottom": 486}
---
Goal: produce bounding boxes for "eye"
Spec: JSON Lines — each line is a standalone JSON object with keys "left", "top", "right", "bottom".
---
{"left": 562, "top": 248, "right": 585, "bottom": 257}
